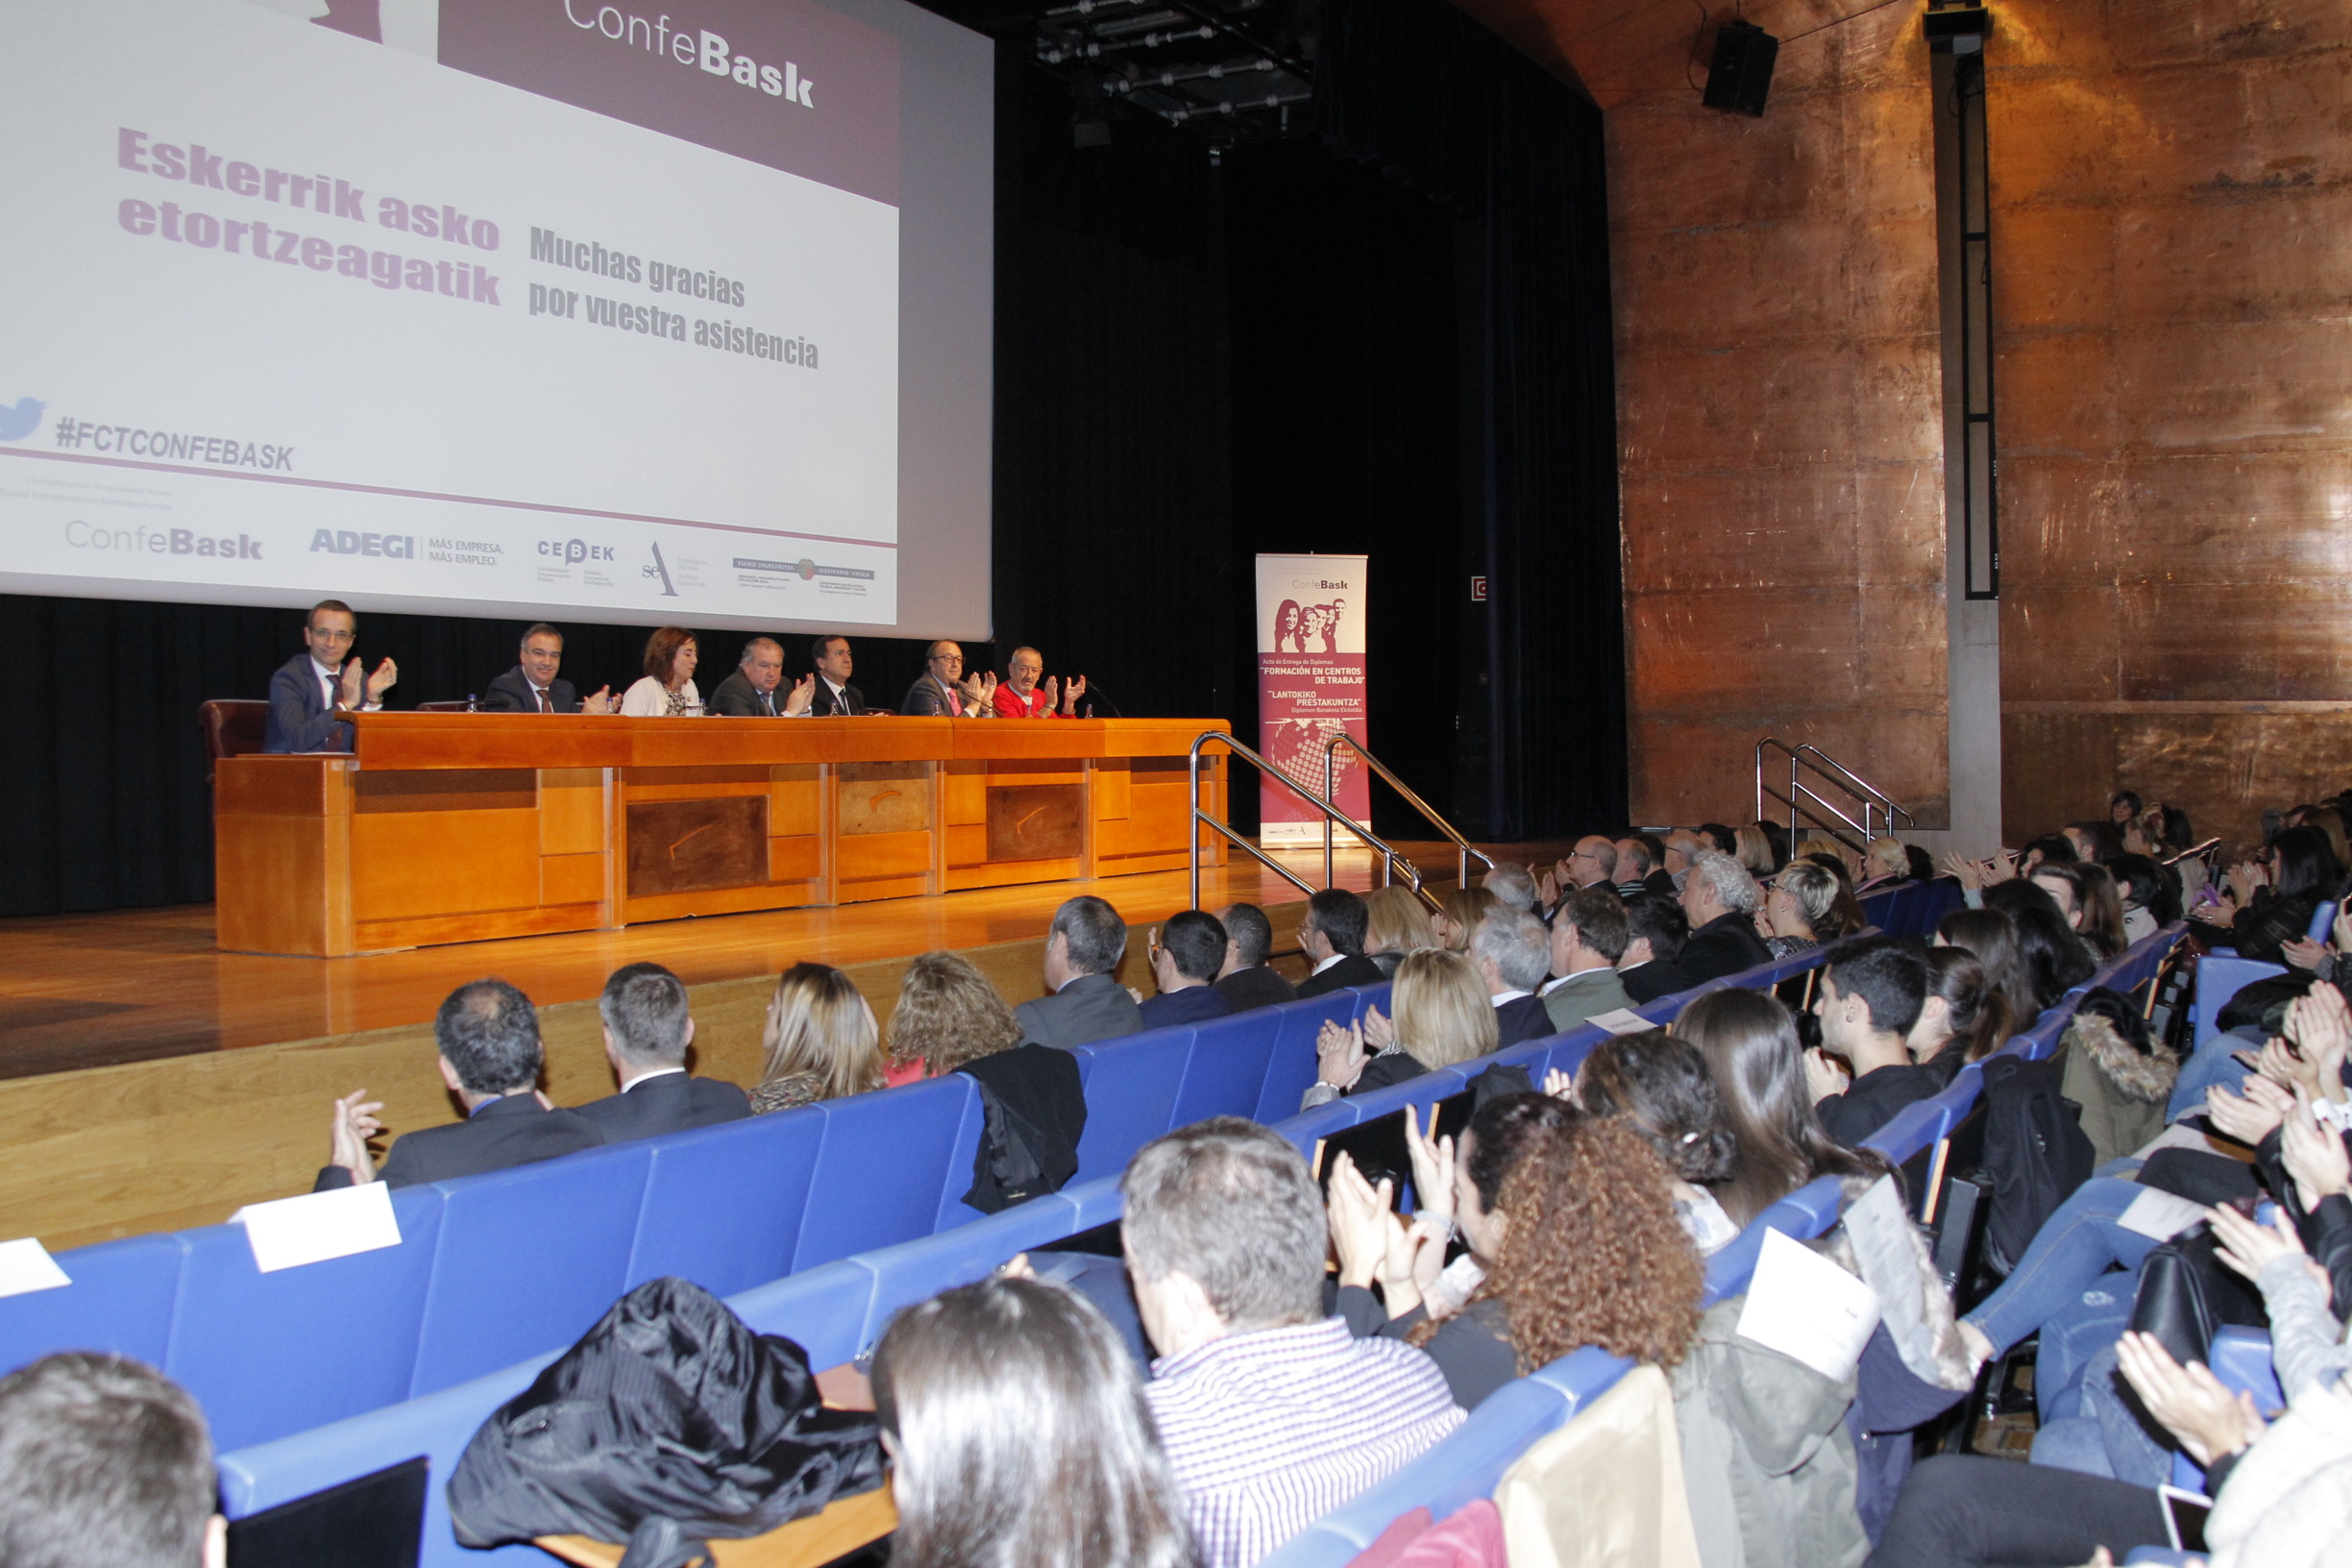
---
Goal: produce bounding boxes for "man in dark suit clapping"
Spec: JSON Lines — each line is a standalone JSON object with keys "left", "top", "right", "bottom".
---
{"left": 575, "top": 964, "right": 750, "bottom": 1142}
{"left": 481, "top": 624, "right": 614, "bottom": 714}
{"left": 708, "top": 636, "right": 816, "bottom": 717}
{"left": 264, "top": 599, "right": 398, "bottom": 752}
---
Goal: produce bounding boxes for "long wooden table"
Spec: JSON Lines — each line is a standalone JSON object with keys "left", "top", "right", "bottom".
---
{"left": 214, "top": 715, "right": 1228, "bottom": 957}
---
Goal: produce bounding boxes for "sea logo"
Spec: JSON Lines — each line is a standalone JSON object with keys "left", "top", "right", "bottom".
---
{"left": 644, "top": 542, "right": 678, "bottom": 597}
{"left": 0, "top": 395, "right": 46, "bottom": 443}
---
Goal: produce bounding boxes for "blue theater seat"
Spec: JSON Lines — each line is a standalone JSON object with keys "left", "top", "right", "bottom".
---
{"left": 623, "top": 1107, "right": 827, "bottom": 1299}
{"left": 1170, "top": 1011, "right": 1286, "bottom": 1125}
{"left": 1066, "top": 1028, "right": 1199, "bottom": 1188}
{"left": 791, "top": 1074, "right": 978, "bottom": 1271}
{"left": 165, "top": 1187, "right": 446, "bottom": 1454}
{"left": 0, "top": 1231, "right": 184, "bottom": 1374}
{"left": 409, "top": 1142, "right": 653, "bottom": 1398}
{"left": 2192, "top": 954, "right": 2288, "bottom": 1051}
{"left": 726, "top": 1259, "right": 883, "bottom": 1374}
{"left": 1255, "top": 989, "right": 1379, "bottom": 1122}
{"left": 845, "top": 1192, "right": 1087, "bottom": 1359}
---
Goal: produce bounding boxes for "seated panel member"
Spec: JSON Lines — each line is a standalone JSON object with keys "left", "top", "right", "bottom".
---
{"left": 708, "top": 636, "right": 815, "bottom": 717}
{"left": 993, "top": 645, "right": 1088, "bottom": 718}
{"left": 574, "top": 963, "right": 750, "bottom": 1141}
{"left": 316, "top": 978, "right": 602, "bottom": 1189}
{"left": 264, "top": 599, "right": 397, "bottom": 753}
{"left": 901, "top": 640, "right": 996, "bottom": 716}
{"left": 805, "top": 634, "right": 867, "bottom": 716}
{"left": 1138, "top": 911, "right": 1235, "bottom": 1029}
{"left": 481, "top": 623, "right": 613, "bottom": 714}
{"left": 1213, "top": 902, "right": 1298, "bottom": 1013}
{"left": 619, "top": 625, "right": 702, "bottom": 716}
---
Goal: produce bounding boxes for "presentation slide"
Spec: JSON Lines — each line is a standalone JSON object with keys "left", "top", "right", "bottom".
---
{"left": 0, "top": 0, "right": 993, "bottom": 636}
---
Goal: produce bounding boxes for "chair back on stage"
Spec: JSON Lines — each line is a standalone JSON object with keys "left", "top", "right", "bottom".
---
{"left": 198, "top": 698, "right": 269, "bottom": 782}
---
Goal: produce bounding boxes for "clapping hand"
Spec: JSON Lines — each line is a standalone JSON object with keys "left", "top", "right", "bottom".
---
{"left": 364, "top": 656, "right": 399, "bottom": 703}
{"left": 1062, "top": 674, "right": 1087, "bottom": 713}
{"left": 581, "top": 685, "right": 616, "bottom": 715}
{"left": 1360, "top": 1002, "right": 1395, "bottom": 1052}
{"left": 1941, "top": 850, "right": 1984, "bottom": 891}
{"left": 337, "top": 657, "right": 366, "bottom": 710}
{"left": 1041, "top": 675, "right": 1060, "bottom": 713}
{"left": 1543, "top": 1066, "right": 1577, "bottom": 1103}
{"left": 782, "top": 673, "right": 817, "bottom": 716}
{"left": 2283, "top": 936, "right": 2330, "bottom": 972}
{"left": 1536, "top": 865, "right": 1560, "bottom": 907}
{"left": 1401, "top": 1102, "right": 1457, "bottom": 1231}
{"left": 2113, "top": 1331, "right": 2268, "bottom": 1467}
{"left": 1325, "top": 1154, "right": 1406, "bottom": 1291}
{"left": 2284, "top": 987, "right": 2352, "bottom": 1098}
{"left": 2208, "top": 1201, "right": 2306, "bottom": 1284}
{"left": 2282, "top": 1088, "right": 2352, "bottom": 1210}
{"left": 2205, "top": 1078, "right": 2288, "bottom": 1145}
{"left": 2226, "top": 859, "right": 2269, "bottom": 906}
{"left": 327, "top": 1088, "right": 384, "bottom": 1184}
{"left": 955, "top": 669, "right": 998, "bottom": 712}
{"left": 1315, "top": 1017, "right": 1370, "bottom": 1092}
{"left": 1804, "top": 1046, "right": 1850, "bottom": 1104}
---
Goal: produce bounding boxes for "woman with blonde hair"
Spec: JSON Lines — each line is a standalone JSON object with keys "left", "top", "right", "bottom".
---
{"left": 1762, "top": 859, "right": 1850, "bottom": 959}
{"left": 749, "top": 962, "right": 885, "bottom": 1114}
{"left": 1303, "top": 947, "right": 1499, "bottom": 1109}
{"left": 1431, "top": 886, "right": 1497, "bottom": 952}
{"left": 1734, "top": 822, "right": 1779, "bottom": 877}
{"left": 885, "top": 950, "right": 1023, "bottom": 1085}
{"left": 1363, "top": 886, "right": 1439, "bottom": 976}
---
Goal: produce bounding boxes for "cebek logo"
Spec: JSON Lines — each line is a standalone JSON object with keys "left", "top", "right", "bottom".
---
{"left": 0, "top": 395, "right": 46, "bottom": 443}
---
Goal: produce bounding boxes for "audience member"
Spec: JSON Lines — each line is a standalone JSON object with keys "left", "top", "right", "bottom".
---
{"left": 1362, "top": 887, "right": 1437, "bottom": 977}
{"left": 1733, "top": 823, "right": 1777, "bottom": 878}
{"left": 1293, "top": 889, "right": 1383, "bottom": 999}
{"left": 707, "top": 635, "right": 814, "bottom": 717}
{"left": 1661, "top": 829, "right": 1706, "bottom": 893}
{"left": 1759, "top": 859, "right": 1839, "bottom": 959}
{"left": 1017, "top": 896, "right": 1147, "bottom": 1045}
{"left": 264, "top": 598, "right": 396, "bottom": 752}
{"left": 1304, "top": 949, "right": 1498, "bottom": 1109}
{"left": 900, "top": 640, "right": 996, "bottom": 717}
{"left": 1794, "top": 835, "right": 1854, "bottom": 879}
{"left": 1561, "top": 835, "right": 1620, "bottom": 894}
{"left": 2108, "top": 788, "right": 2142, "bottom": 827}
{"left": 317, "top": 978, "right": 601, "bottom": 1188}
{"left": 1431, "top": 886, "right": 1497, "bottom": 953}
{"left": 2030, "top": 860, "right": 2126, "bottom": 960}
{"left": 1469, "top": 907, "right": 1555, "bottom": 1047}
{"left": 2104, "top": 851, "right": 2178, "bottom": 942}
{"left": 886, "top": 950, "right": 1022, "bottom": 1082}
{"left": 1675, "top": 987, "right": 1882, "bottom": 1227}
{"left": 992, "top": 645, "right": 1087, "bottom": 719}
{"left": 1329, "top": 1096, "right": 1703, "bottom": 1411}
{"left": 2062, "top": 820, "right": 2127, "bottom": 864}
{"left": 481, "top": 622, "right": 614, "bottom": 714}
{"left": 620, "top": 625, "right": 701, "bottom": 716}
{"left": 2193, "top": 822, "right": 2340, "bottom": 965}
{"left": 804, "top": 634, "right": 867, "bottom": 717}
{"left": 1904, "top": 843, "right": 1937, "bottom": 883}
{"left": 1617, "top": 893, "right": 1690, "bottom": 1004}
{"left": 1212, "top": 903, "right": 1296, "bottom": 1013}
{"left": 1936, "top": 906, "right": 2041, "bottom": 1032}
{"left": 750, "top": 962, "right": 886, "bottom": 1113}
{"left": 1805, "top": 937, "right": 1938, "bottom": 1146}
{"left": 1666, "top": 850, "right": 1773, "bottom": 988}
{"left": 1699, "top": 822, "right": 1738, "bottom": 857}
{"left": 1482, "top": 863, "right": 1542, "bottom": 919}
{"left": 1120, "top": 1118, "right": 1462, "bottom": 1568}
{"left": 1983, "top": 879, "right": 2097, "bottom": 1011}
{"left": 1565, "top": 1032, "right": 1741, "bottom": 1254}
{"left": 575, "top": 962, "right": 750, "bottom": 1140}
{"left": 1539, "top": 888, "right": 1630, "bottom": 1033}
{"left": 1909, "top": 947, "right": 2011, "bottom": 1085}
{"left": 873, "top": 1277, "right": 1189, "bottom": 1568}
{"left": 1612, "top": 835, "right": 1660, "bottom": 898}
{"left": 1139, "top": 911, "right": 1235, "bottom": 1029}
{"left": 1857, "top": 837, "right": 1911, "bottom": 892}
{"left": 0, "top": 1353, "right": 225, "bottom": 1568}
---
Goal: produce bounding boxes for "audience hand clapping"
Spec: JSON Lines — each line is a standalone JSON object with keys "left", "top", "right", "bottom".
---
{"left": 2113, "top": 1330, "right": 2267, "bottom": 1467}
{"left": 1400, "top": 1102, "right": 1456, "bottom": 1232}
{"left": 2205, "top": 1078, "right": 2289, "bottom": 1145}
{"left": 2284, "top": 986, "right": 2352, "bottom": 1095}
{"left": 327, "top": 1089, "right": 384, "bottom": 1183}
{"left": 2206, "top": 1200, "right": 2309, "bottom": 1285}
{"left": 2281, "top": 1088, "right": 2352, "bottom": 1209}
{"left": 1315, "top": 1017, "right": 1371, "bottom": 1092}
{"left": 1360, "top": 1003, "right": 1395, "bottom": 1052}
{"left": 1325, "top": 1153, "right": 1403, "bottom": 1291}
{"left": 1542, "top": 1066, "right": 1575, "bottom": 1103}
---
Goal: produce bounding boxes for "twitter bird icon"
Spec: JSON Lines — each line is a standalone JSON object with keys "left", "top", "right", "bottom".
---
{"left": 0, "top": 397, "right": 45, "bottom": 443}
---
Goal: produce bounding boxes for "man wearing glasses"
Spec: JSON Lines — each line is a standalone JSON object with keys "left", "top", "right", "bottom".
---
{"left": 1537, "top": 835, "right": 1618, "bottom": 918}
{"left": 898, "top": 639, "right": 997, "bottom": 716}
{"left": 264, "top": 599, "right": 398, "bottom": 752}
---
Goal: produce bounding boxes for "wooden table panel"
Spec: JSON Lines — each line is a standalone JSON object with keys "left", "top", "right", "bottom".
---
{"left": 538, "top": 769, "right": 608, "bottom": 855}
{"left": 352, "top": 809, "right": 542, "bottom": 922}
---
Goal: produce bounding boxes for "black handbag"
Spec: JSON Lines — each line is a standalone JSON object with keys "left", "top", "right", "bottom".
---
{"left": 2128, "top": 1221, "right": 2267, "bottom": 1367}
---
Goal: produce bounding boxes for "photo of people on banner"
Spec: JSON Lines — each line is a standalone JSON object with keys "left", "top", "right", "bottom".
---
{"left": 1255, "top": 553, "right": 1369, "bottom": 845}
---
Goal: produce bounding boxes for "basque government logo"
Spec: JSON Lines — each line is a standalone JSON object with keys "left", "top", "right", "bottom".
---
{"left": 0, "top": 395, "right": 46, "bottom": 442}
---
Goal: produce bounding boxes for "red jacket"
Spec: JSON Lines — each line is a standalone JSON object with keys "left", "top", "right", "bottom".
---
{"left": 993, "top": 684, "right": 1062, "bottom": 719}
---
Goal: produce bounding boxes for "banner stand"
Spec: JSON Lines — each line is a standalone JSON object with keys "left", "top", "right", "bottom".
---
{"left": 1254, "top": 553, "right": 1370, "bottom": 846}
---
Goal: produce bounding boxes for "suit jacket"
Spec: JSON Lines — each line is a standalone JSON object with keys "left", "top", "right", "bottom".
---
{"left": 1215, "top": 965, "right": 1298, "bottom": 1014}
{"left": 481, "top": 666, "right": 580, "bottom": 714}
{"left": 1542, "top": 967, "right": 1631, "bottom": 1034}
{"left": 1672, "top": 911, "right": 1775, "bottom": 987}
{"left": 1295, "top": 952, "right": 1384, "bottom": 999}
{"left": 1139, "top": 984, "right": 1233, "bottom": 1031}
{"left": 1643, "top": 870, "right": 1678, "bottom": 897}
{"left": 264, "top": 652, "right": 355, "bottom": 753}
{"left": 707, "top": 670, "right": 789, "bottom": 717}
{"left": 574, "top": 1071, "right": 751, "bottom": 1144}
{"left": 898, "top": 674, "right": 968, "bottom": 716}
{"left": 1015, "top": 971, "right": 1145, "bottom": 1050}
{"left": 314, "top": 1091, "right": 603, "bottom": 1190}
{"left": 1618, "top": 960, "right": 1679, "bottom": 1006}
{"left": 1492, "top": 992, "right": 1555, "bottom": 1049}
{"left": 807, "top": 679, "right": 866, "bottom": 718}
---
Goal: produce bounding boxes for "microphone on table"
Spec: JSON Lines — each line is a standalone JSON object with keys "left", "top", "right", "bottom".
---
{"left": 1076, "top": 680, "right": 1122, "bottom": 719}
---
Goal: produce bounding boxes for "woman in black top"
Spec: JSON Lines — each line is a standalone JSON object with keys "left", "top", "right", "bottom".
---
{"left": 2192, "top": 824, "right": 2340, "bottom": 966}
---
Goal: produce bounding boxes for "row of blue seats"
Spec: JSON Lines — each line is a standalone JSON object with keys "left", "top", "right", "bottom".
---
{"left": 211, "top": 938, "right": 1856, "bottom": 1568}
{"left": 0, "top": 983, "right": 1387, "bottom": 1454}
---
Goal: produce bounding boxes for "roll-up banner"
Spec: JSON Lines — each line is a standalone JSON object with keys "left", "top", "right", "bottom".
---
{"left": 1255, "top": 553, "right": 1370, "bottom": 846}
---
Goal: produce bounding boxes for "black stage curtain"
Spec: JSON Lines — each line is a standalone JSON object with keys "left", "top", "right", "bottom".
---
{"left": 0, "top": 2, "right": 1617, "bottom": 917}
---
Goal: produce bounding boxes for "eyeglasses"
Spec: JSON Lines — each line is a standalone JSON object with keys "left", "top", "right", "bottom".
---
{"left": 308, "top": 627, "right": 355, "bottom": 643}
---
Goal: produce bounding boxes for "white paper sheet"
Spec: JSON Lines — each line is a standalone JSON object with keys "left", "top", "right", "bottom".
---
{"left": 0, "top": 1237, "right": 72, "bottom": 1298}
{"left": 1585, "top": 1009, "right": 1655, "bottom": 1037}
{"left": 232, "top": 1181, "right": 403, "bottom": 1273}
{"left": 2118, "top": 1186, "right": 2210, "bottom": 1243}
{"left": 1735, "top": 1227, "right": 1881, "bottom": 1382}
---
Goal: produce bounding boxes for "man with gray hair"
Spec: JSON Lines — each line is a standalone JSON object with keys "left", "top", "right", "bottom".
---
{"left": 1471, "top": 906, "right": 1556, "bottom": 1047}
{"left": 1123, "top": 1118, "right": 1461, "bottom": 1568}
{"left": 0, "top": 1353, "right": 225, "bottom": 1568}
{"left": 1661, "top": 848, "right": 1774, "bottom": 990}
{"left": 1016, "top": 894, "right": 1146, "bottom": 1049}
{"left": 576, "top": 962, "right": 750, "bottom": 1142}
{"left": 1481, "top": 862, "right": 1542, "bottom": 918}
{"left": 709, "top": 635, "right": 815, "bottom": 716}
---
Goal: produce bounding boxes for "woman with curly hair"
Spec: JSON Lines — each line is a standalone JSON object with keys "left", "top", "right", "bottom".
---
{"left": 885, "top": 950, "right": 1024, "bottom": 1086}
{"left": 749, "top": 962, "right": 885, "bottom": 1114}
{"left": 1674, "top": 987, "right": 1884, "bottom": 1227}
{"left": 1559, "top": 1031, "right": 1742, "bottom": 1255}
{"left": 1327, "top": 1093, "right": 1705, "bottom": 1409}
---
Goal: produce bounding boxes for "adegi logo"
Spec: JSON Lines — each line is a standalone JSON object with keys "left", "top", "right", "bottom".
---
{"left": 310, "top": 528, "right": 415, "bottom": 559}
{"left": 539, "top": 538, "right": 616, "bottom": 564}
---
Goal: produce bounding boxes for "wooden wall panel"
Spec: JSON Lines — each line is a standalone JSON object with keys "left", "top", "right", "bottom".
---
{"left": 353, "top": 811, "right": 541, "bottom": 921}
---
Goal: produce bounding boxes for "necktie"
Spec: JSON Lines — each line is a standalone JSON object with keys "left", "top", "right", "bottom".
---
{"left": 948, "top": 686, "right": 963, "bottom": 716}
{"left": 537, "top": 688, "right": 551, "bottom": 714}
{"left": 762, "top": 692, "right": 774, "bottom": 715}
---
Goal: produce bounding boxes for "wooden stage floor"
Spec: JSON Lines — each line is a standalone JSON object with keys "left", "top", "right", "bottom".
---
{"left": 0, "top": 840, "right": 1559, "bottom": 1082}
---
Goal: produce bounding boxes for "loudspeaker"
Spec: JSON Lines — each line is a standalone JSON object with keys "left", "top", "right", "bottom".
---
{"left": 1703, "top": 19, "right": 1778, "bottom": 117}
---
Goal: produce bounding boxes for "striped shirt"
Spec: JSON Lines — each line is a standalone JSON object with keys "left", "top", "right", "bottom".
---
{"left": 1146, "top": 1316, "right": 1465, "bottom": 1568}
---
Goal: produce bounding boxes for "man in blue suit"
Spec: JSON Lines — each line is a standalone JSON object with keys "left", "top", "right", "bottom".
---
{"left": 481, "top": 623, "right": 614, "bottom": 714}
{"left": 264, "top": 600, "right": 397, "bottom": 752}
{"left": 1138, "top": 910, "right": 1236, "bottom": 1030}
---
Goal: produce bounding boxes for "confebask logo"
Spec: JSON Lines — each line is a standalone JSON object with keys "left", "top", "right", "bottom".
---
{"left": 562, "top": 4, "right": 821, "bottom": 108}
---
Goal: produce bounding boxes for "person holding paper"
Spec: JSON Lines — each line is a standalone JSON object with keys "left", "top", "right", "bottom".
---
{"left": 1805, "top": 937, "right": 1941, "bottom": 1147}
{"left": 315, "top": 979, "right": 601, "bottom": 1189}
{"left": 1326, "top": 1095, "right": 1704, "bottom": 1411}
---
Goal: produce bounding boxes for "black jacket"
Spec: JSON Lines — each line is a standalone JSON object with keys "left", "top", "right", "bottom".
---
{"left": 1014, "top": 971, "right": 1145, "bottom": 1050}
{"left": 1664, "top": 911, "right": 1775, "bottom": 989}
{"left": 706, "top": 670, "right": 789, "bottom": 718}
{"left": 1493, "top": 993, "right": 1554, "bottom": 1048}
{"left": 958, "top": 1043, "right": 1088, "bottom": 1213}
{"left": 1815, "top": 1062, "right": 1943, "bottom": 1147}
{"left": 315, "top": 1092, "right": 604, "bottom": 1190}
{"left": 1296, "top": 953, "right": 1384, "bottom": 999}
{"left": 481, "top": 667, "right": 581, "bottom": 713}
{"left": 806, "top": 679, "right": 865, "bottom": 718}
{"left": 1215, "top": 965, "right": 1298, "bottom": 1013}
{"left": 1618, "top": 959, "right": 1681, "bottom": 1006}
{"left": 575, "top": 1073, "right": 751, "bottom": 1144}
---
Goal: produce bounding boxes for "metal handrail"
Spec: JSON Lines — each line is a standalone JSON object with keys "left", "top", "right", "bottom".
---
{"left": 1756, "top": 738, "right": 1918, "bottom": 854}
{"left": 1322, "top": 735, "right": 1494, "bottom": 897}
{"left": 1187, "top": 732, "right": 1430, "bottom": 912}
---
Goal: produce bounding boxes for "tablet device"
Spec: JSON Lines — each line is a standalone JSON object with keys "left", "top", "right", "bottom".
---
{"left": 2158, "top": 1482, "right": 2211, "bottom": 1555}
{"left": 227, "top": 1456, "right": 429, "bottom": 1568}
